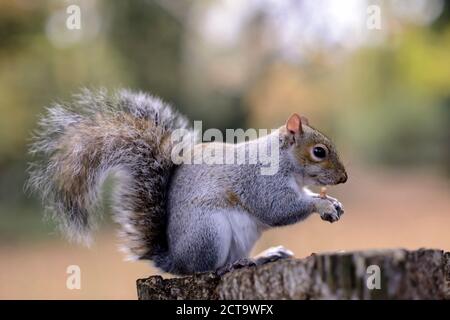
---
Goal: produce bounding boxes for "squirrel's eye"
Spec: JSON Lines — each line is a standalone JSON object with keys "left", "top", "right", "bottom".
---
{"left": 311, "top": 144, "right": 328, "bottom": 161}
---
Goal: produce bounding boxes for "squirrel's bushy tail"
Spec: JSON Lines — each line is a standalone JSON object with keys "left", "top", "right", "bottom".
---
{"left": 27, "top": 88, "right": 194, "bottom": 260}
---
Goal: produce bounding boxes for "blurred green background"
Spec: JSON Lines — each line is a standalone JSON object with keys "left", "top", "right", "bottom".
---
{"left": 0, "top": 0, "right": 449, "bottom": 299}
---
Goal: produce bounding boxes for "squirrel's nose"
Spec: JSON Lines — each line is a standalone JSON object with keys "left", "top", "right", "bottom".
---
{"left": 339, "top": 172, "right": 348, "bottom": 184}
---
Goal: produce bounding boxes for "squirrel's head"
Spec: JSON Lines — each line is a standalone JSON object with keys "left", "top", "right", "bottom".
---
{"left": 281, "top": 113, "right": 348, "bottom": 186}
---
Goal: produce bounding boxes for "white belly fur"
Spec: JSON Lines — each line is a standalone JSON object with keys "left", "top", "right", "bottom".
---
{"left": 215, "top": 209, "right": 263, "bottom": 267}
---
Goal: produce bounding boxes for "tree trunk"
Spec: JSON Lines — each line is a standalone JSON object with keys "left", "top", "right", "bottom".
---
{"left": 136, "top": 249, "right": 450, "bottom": 300}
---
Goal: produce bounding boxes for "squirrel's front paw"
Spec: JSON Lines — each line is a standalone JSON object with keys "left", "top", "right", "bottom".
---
{"left": 314, "top": 197, "right": 344, "bottom": 223}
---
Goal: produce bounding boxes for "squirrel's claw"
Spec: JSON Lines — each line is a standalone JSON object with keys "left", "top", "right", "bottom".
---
{"left": 320, "top": 211, "right": 340, "bottom": 223}
{"left": 215, "top": 246, "right": 294, "bottom": 276}
{"left": 215, "top": 258, "right": 256, "bottom": 276}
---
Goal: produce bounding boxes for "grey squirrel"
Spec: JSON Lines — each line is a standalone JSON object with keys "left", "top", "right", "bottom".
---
{"left": 28, "top": 88, "right": 348, "bottom": 275}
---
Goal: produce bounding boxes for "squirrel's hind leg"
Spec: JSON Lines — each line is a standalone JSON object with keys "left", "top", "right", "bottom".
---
{"left": 215, "top": 258, "right": 256, "bottom": 276}
{"left": 215, "top": 246, "right": 294, "bottom": 275}
{"left": 166, "top": 210, "right": 233, "bottom": 275}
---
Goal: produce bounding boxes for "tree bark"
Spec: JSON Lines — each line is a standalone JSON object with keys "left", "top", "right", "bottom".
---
{"left": 137, "top": 249, "right": 450, "bottom": 300}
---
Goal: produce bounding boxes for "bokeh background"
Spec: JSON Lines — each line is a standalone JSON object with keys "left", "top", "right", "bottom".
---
{"left": 0, "top": 0, "right": 449, "bottom": 299}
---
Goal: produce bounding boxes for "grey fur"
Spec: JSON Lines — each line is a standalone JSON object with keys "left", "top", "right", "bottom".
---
{"left": 28, "top": 90, "right": 347, "bottom": 275}
{"left": 163, "top": 128, "right": 347, "bottom": 274}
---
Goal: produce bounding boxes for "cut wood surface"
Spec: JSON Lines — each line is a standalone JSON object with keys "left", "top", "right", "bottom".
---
{"left": 137, "top": 248, "right": 450, "bottom": 300}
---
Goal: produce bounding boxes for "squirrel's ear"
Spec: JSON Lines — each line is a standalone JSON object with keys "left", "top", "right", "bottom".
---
{"left": 286, "top": 113, "right": 304, "bottom": 135}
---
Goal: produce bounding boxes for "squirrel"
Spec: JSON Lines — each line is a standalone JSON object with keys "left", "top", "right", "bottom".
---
{"left": 27, "top": 88, "right": 348, "bottom": 275}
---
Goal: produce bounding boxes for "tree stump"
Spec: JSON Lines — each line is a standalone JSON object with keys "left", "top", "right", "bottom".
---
{"left": 137, "top": 249, "right": 450, "bottom": 300}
